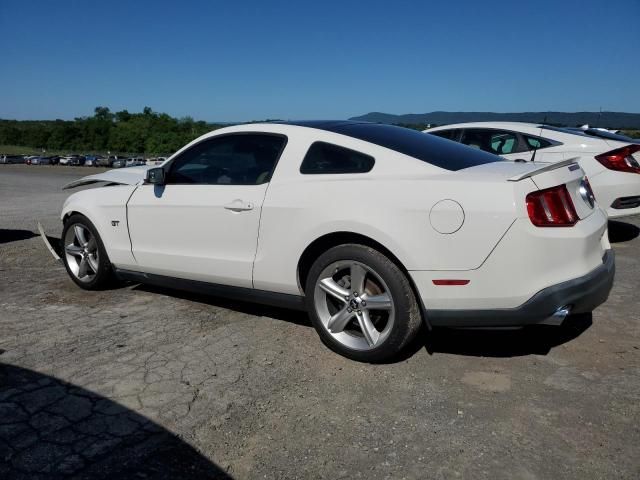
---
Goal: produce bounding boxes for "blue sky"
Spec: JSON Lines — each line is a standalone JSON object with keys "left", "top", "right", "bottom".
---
{"left": 1, "top": 0, "right": 639, "bottom": 121}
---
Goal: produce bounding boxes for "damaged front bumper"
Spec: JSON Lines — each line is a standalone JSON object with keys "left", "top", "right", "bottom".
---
{"left": 37, "top": 222, "right": 61, "bottom": 262}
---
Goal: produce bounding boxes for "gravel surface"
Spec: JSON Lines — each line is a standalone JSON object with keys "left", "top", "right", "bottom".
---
{"left": 1, "top": 164, "right": 639, "bottom": 479}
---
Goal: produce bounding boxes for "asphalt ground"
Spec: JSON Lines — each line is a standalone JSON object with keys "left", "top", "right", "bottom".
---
{"left": 1, "top": 164, "right": 639, "bottom": 479}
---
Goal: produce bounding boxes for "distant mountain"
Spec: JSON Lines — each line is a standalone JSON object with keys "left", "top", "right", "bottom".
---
{"left": 348, "top": 111, "right": 640, "bottom": 129}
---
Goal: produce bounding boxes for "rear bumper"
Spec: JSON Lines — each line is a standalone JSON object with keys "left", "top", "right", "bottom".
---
{"left": 426, "top": 250, "right": 615, "bottom": 327}
{"left": 589, "top": 169, "right": 640, "bottom": 218}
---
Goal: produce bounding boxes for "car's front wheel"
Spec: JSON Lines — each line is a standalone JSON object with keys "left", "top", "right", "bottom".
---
{"left": 305, "top": 244, "right": 422, "bottom": 362}
{"left": 61, "top": 214, "right": 115, "bottom": 290}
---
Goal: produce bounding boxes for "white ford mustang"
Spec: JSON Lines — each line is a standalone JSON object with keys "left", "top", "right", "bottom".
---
{"left": 50, "top": 121, "right": 615, "bottom": 362}
{"left": 425, "top": 122, "right": 640, "bottom": 218}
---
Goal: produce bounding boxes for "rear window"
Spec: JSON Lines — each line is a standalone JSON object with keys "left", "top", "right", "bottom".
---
{"left": 326, "top": 123, "right": 501, "bottom": 171}
{"left": 540, "top": 126, "right": 591, "bottom": 138}
{"left": 581, "top": 129, "right": 639, "bottom": 143}
{"left": 539, "top": 125, "right": 640, "bottom": 144}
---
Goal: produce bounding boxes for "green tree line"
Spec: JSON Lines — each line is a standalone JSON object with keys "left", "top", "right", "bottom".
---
{"left": 0, "top": 107, "right": 222, "bottom": 155}
{"left": 3, "top": 108, "right": 635, "bottom": 156}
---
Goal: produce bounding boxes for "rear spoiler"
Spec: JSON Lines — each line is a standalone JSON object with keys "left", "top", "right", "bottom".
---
{"left": 507, "top": 158, "right": 581, "bottom": 182}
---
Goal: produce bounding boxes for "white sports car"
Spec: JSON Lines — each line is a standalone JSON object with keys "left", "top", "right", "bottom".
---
{"left": 425, "top": 122, "right": 640, "bottom": 218}
{"left": 48, "top": 121, "right": 615, "bottom": 362}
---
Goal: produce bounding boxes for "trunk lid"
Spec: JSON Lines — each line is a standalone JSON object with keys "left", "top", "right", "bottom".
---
{"left": 456, "top": 159, "right": 581, "bottom": 184}
{"left": 461, "top": 159, "right": 595, "bottom": 220}
{"left": 514, "top": 159, "right": 594, "bottom": 220}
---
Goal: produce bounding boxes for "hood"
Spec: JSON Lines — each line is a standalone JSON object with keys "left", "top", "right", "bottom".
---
{"left": 63, "top": 166, "right": 152, "bottom": 189}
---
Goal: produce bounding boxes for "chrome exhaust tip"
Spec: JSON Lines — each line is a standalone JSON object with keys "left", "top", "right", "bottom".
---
{"left": 539, "top": 305, "right": 572, "bottom": 326}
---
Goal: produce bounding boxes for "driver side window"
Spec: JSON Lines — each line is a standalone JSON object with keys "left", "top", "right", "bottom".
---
{"left": 166, "top": 134, "right": 287, "bottom": 185}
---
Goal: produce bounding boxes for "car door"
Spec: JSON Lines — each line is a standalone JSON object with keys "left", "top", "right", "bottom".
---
{"left": 126, "top": 133, "right": 287, "bottom": 288}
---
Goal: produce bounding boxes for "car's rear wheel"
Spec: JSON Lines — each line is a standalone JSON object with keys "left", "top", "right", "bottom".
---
{"left": 305, "top": 244, "right": 422, "bottom": 362}
{"left": 61, "top": 214, "right": 115, "bottom": 290}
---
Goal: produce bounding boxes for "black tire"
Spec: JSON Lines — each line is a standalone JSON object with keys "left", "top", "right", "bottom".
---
{"left": 61, "top": 214, "right": 116, "bottom": 290}
{"left": 305, "top": 244, "right": 422, "bottom": 362}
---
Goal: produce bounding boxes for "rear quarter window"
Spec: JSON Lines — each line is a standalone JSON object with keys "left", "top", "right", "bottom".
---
{"left": 300, "top": 142, "right": 375, "bottom": 174}
{"left": 524, "top": 136, "right": 553, "bottom": 150}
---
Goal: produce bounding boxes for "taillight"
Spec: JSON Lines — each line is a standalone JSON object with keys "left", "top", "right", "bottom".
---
{"left": 595, "top": 144, "right": 640, "bottom": 173}
{"left": 526, "top": 185, "right": 578, "bottom": 227}
{"left": 579, "top": 176, "right": 596, "bottom": 208}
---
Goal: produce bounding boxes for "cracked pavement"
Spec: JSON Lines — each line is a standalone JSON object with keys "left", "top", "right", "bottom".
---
{"left": 0, "top": 363, "right": 229, "bottom": 479}
{"left": 1, "top": 165, "right": 639, "bottom": 479}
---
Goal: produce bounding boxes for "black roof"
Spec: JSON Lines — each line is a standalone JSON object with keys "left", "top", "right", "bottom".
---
{"left": 275, "top": 120, "right": 368, "bottom": 129}
{"left": 273, "top": 120, "right": 501, "bottom": 171}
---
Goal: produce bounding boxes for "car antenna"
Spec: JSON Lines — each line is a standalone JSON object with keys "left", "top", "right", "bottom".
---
{"left": 530, "top": 114, "right": 547, "bottom": 162}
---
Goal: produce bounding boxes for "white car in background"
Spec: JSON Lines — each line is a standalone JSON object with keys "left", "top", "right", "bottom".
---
{"left": 425, "top": 122, "right": 640, "bottom": 218}
{"left": 146, "top": 157, "right": 168, "bottom": 166}
{"left": 47, "top": 121, "right": 614, "bottom": 362}
{"left": 125, "top": 157, "right": 146, "bottom": 167}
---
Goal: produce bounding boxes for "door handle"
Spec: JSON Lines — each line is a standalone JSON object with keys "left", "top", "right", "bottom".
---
{"left": 224, "top": 199, "right": 254, "bottom": 212}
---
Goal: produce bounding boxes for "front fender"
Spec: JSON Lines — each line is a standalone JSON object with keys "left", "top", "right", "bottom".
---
{"left": 61, "top": 186, "right": 138, "bottom": 268}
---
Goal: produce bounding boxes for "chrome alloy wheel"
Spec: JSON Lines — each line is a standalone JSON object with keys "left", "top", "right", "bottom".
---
{"left": 314, "top": 261, "right": 395, "bottom": 350}
{"left": 64, "top": 224, "right": 99, "bottom": 283}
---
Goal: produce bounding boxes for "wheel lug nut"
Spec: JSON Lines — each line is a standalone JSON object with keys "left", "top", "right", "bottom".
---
{"left": 345, "top": 296, "right": 350, "bottom": 301}
{"left": 354, "top": 292, "right": 359, "bottom": 297}
{"left": 347, "top": 308, "right": 352, "bottom": 313}
{"left": 361, "top": 301, "right": 366, "bottom": 306}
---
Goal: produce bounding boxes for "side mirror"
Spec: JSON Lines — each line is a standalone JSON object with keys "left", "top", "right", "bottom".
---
{"left": 145, "top": 167, "right": 166, "bottom": 185}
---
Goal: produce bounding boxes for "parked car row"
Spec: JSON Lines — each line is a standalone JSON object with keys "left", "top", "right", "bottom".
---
{"left": 0, "top": 154, "right": 31, "bottom": 164}
{"left": 1, "top": 154, "right": 170, "bottom": 168}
